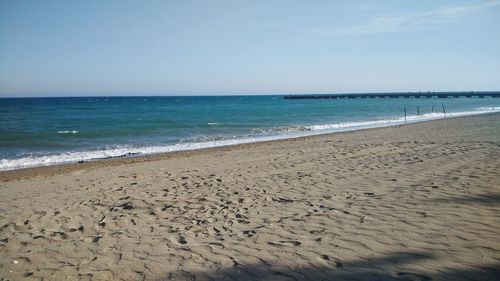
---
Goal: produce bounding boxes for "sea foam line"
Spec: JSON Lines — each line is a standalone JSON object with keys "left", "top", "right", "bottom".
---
{"left": 1, "top": 107, "right": 499, "bottom": 171}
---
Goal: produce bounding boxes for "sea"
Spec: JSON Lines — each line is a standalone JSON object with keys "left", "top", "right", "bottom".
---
{"left": 1, "top": 95, "right": 499, "bottom": 171}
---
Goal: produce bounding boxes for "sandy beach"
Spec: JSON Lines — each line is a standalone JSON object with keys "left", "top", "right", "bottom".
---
{"left": 1, "top": 113, "right": 499, "bottom": 281}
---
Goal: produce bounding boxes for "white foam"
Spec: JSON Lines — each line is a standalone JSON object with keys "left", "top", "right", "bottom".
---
{"left": 0, "top": 138, "right": 279, "bottom": 171}
{"left": 475, "top": 106, "right": 500, "bottom": 111}
{"left": 2, "top": 107, "right": 499, "bottom": 171}
{"left": 306, "top": 108, "right": 500, "bottom": 132}
{"left": 57, "top": 130, "right": 79, "bottom": 134}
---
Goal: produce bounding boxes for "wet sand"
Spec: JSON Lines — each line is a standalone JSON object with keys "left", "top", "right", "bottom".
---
{"left": 1, "top": 113, "right": 499, "bottom": 281}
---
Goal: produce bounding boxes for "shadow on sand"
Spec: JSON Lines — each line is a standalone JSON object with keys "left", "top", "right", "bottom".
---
{"left": 157, "top": 250, "right": 500, "bottom": 281}
{"left": 429, "top": 192, "right": 500, "bottom": 206}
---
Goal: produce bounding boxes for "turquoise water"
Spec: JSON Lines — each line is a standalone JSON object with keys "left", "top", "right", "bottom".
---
{"left": 1, "top": 95, "right": 499, "bottom": 170}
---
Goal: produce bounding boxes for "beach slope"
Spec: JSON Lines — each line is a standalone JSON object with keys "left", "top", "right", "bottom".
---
{"left": 1, "top": 113, "right": 499, "bottom": 281}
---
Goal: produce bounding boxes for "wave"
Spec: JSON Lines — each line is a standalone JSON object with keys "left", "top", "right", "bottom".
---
{"left": 475, "top": 106, "right": 500, "bottom": 111}
{"left": 306, "top": 108, "right": 500, "bottom": 131}
{"left": 1, "top": 107, "right": 499, "bottom": 171}
{"left": 57, "top": 130, "right": 79, "bottom": 134}
{"left": 250, "top": 125, "right": 310, "bottom": 135}
{"left": 0, "top": 138, "right": 279, "bottom": 171}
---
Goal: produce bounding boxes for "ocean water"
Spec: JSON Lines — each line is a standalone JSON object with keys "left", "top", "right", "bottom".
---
{"left": 1, "top": 95, "right": 499, "bottom": 171}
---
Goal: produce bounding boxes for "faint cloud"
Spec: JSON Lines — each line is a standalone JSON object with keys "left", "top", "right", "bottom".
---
{"left": 329, "top": 1, "right": 374, "bottom": 11}
{"left": 308, "top": 0, "right": 500, "bottom": 36}
{"left": 250, "top": 21, "right": 284, "bottom": 28}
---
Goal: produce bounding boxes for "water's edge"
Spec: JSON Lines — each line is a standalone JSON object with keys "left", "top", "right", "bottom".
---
{"left": 2, "top": 108, "right": 499, "bottom": 172}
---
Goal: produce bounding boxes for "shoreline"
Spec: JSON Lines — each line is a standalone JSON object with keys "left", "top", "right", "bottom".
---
{"left": 2, "top": 111, "right": 499, "bottom": 180}
{"left": 0, "top": 111, "right": 499, "bottom": 280}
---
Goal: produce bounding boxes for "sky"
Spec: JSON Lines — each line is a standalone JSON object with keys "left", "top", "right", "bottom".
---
{"left": 0, "top": 0, "right": 499, "bottom": 97}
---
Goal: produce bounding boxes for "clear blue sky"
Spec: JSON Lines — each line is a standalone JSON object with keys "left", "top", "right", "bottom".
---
{"left": 1, "top": 0, "right": 499, "bottom": 97}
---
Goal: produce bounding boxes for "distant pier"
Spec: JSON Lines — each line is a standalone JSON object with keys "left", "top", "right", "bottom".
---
{"left": 283, "top": 91, "right": 500, "bottom": 100}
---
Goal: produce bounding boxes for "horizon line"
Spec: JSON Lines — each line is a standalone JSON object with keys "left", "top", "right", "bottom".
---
{"left": 1, "top": 90, "right": 500, "bottom": 99}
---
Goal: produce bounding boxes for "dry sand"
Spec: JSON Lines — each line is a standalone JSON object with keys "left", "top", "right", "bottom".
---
{"left": 1, "top": 113, "right": 499, "bottom": 281}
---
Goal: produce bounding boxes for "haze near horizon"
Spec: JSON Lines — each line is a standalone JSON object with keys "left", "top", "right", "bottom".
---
{"left": 1, "top": 0, "right": 499, "bottom": 97}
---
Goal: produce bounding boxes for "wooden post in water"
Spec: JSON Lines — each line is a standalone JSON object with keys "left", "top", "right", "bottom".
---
{"left": 404, "top": 107, "right": 407, "bottom": 123}
{"left": 442, "top": 103, "right": 446, "bottom": 118}
{"left": 417, "top": 106, "right": 420, "bottom": 116}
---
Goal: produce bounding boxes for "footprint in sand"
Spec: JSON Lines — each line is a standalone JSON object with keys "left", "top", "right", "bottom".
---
{"left": 320, "top": 254, "right": 343, "bottom": 268}
{"left": 397, "top": 272, "right": 433, "bottom": 281}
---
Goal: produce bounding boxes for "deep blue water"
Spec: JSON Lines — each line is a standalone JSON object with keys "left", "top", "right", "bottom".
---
{"left": 1, "top": 95, "right": 499, "bottom": 170}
